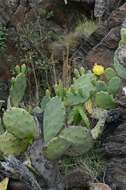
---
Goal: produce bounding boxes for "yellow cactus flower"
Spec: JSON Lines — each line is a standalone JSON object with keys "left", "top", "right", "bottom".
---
{"left": 92, "top": 64, "right": 104, "bottom": 76}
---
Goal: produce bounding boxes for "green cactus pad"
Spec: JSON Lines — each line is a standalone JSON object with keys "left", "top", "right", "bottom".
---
{"left": 60, "top": 126, "right": 94, "bottom": 156}
{"left": 0, "top": 132, "right": 28, "bottom": 155}
{"left": 95, "top": 91, "right": 116, "bottom": 109}
{"left": 40, "top": 96, "right": 50, "bottom": 112}
{"left": 54, "top": 81, "right": 66, "bottom": 99}
{"left": 67, "top": 107, "right": 81, "bottom": 125}
{"left": 65, "top": 91, "right": 89, "bottom": 106}
{"left": 104, "top": 68, "right": 116, "bottom": 81}
{"left": 120, "top": 28, "right": 126, "bottom": 47}
{"left": 10, "top": 73, "right": 27, "bottom": 107}
{"left": 114, "top": 55, "right": 126, "bottom": 79}
{"left": 107, "top": 76, "right": 122, "bottom": 95}
{"left": 78, "top": 107, "right": 90, "bottom": 128}
{"left": 4, "top": 107, "right": 37, "bottom": 141}
{"left": 91, "top": 118, "right": 106, "bottom": 140}
{"left": 96, "top": 81, "right": 107, "bottom": 92}
{"left": 91, "top": 108, "right": 108, "bottom": 120}
{"left": 43, "top": 97, "right": 65, "bottom": 143}
{"left": 73, "top": 73, "right": 95, "bottom": 93}
{"left": 43, "top": 137, "right": 71, "bottom": 160}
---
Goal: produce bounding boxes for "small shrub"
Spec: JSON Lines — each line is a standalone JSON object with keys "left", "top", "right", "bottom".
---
{"left": 75, "top": 20, "right": 97, "bottom": 38}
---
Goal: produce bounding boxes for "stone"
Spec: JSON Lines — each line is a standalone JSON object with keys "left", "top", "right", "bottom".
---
{"left": 102, "top": 122, "right": 126, "bottom": 190}
{"left": 64, "top": 168, "right": 93, "bottom": 188}
{"left": 86, "top": 27, "right": 120, "bottom": 68}
{"left": 85, "top": 3, "right": 126, "bottom": 68}
{"left": 90, "top": 183, "right": 111, "bottom": 190}
{"left": 115, "top": 46, "right": 126, "bottom": 67}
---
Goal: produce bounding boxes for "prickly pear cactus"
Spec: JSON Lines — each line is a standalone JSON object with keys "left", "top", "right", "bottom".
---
{"left": 65, "top": 91, "right": 89, "bottom": 106}
{"left": 114, "top": 21, "right": 126, "bottom": 79}
{"left": 40, "top": 90, "right": 51, "bottom": 112}
{"left": 4, "top": 107, "right": 37, "bottom": 140}
{"left": 43, "top": 96, "right": 65, "bottom": 143}
{"left": 43, "top": 126, "right": 94, "bottom": 160}
{"left": 114, "top": 49, "right": 126, "bottom": 79}
{"left": 91, "top": 118, "right": 106, "bottom": 140}
{"left": 104, "top": 68, "right": 116, "bottom": 81}
{"left": 61, "top": 126, "right": 94, "bottom": 156}
{"left": 0, "top": 132, "right": 28, "bottom": 155}
{"left": 54, "top": 81, "right": 66, "bottom": 100}
{"left": 43, "top": 136, "right": 71, "bottom": 160}
{"left": 42, "top": 65, "right": 122, "bottom": 161}
{"left": 107, "top": 76, "right": 122, "bottom": 95}
{"left": 78, "top": 106, "right": 90, "bottom": 128}
{"left": 73, "top": 72, "right": 95, "bottom": 94}
{"left": 0, "top": 107, "right": 38, "bottom": 155}
{"left": 95, "top": 91, "right": 116, "bottom": 109}
{"left": 64, "top": 70, "right": 95, "bottom": 106}
{"left": 119, "top": 27, "right": 126, "bottom": 47}
{"left": 10, "top": 72, "right": 27, "bottom": 107}
{"left": 96, "top": 81, "right": 107, "bottom": 92}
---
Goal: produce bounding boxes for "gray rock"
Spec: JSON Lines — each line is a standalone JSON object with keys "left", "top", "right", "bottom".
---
{"left": 103, "top": 123, "right": 126, "bottom": 190}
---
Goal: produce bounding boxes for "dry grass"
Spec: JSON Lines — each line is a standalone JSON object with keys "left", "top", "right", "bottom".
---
{"left": 75, "top": 20, "right": 97, "bottom": 38}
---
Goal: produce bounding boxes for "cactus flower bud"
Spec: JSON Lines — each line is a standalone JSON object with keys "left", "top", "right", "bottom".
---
{"left": 70, "top": 86, "right": 76, "bottom": 94}
{"left": 74, "top": 69, "right": 80, "bottom": 78}
{"left": 11, "top": 77, "right": 16, "bottom": 86}
{"left": 79, "top": 67, "right": 85, "bottom": 75}
{"left": 15, "top": 65, "right": 21, "bottom": 74}
{"left": 21, "top": 64, "right": 27, "bottom": 74}
{"left": 46, "top": 89, "right": 51, "bottom": 97}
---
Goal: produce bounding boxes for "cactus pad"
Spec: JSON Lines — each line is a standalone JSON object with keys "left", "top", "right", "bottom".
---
{"left": 104, "top": 68, "right": 116, "bottom": 81}
{"left": 114, "top": 54, "right": 126, "bottom": 79}
{"left": 73, "top": 73, "right": 95, "bottom": 94}
{"left": 4, "top": 107, "right": 37, "bottom": 141}
{"left": 107, "top": 76, "right": 122, "bottom": 95}
{"left": 40, "top": 96, "right": 50, "bottom": 112}
{"left": 95, "top": 91, "right": 116, "bottom": 109}
{"left": 61, "top": 126, "right": 94, "bottom": 156}
{"left": 65, "top": 91, "right": 89, "bottom": 106}
{"left": 43, "top": 97, "right": 65, "bottom": 143}
{"left": 0, "top": 132, "right": 28, "bottom": 155}
{"left": 10, "top": 73, "right": 27, "bottom": 107}
{"left": 43, "top": 137, "right": 70, "bottom": 160}
{"left": 96, "top": 81, "right": 107, "bottom": 92}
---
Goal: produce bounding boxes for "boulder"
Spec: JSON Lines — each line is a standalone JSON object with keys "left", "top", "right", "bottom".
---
{"left": 85, "top": 3, "right": 126, "bottom": 68}
{"left": 103, "top": 122, "right": 126, "bottom": 189}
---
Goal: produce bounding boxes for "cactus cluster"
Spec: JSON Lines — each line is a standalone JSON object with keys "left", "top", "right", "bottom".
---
{"left": 42, "top": 96, "right": 107, "bottom": 160}
{"left": 95, "top": 67, "right": 122, "bottom": 109}
{"left": 2, "top": 62, "right": 122, "bottom": 160}
{"left": 43, "top": 97, "right": 94, "bottom": 160}
{"left": 53, "top": 66, "right": 122, "bottom": 110}
{"left": 10, "top": 64, "right": 27, "bottom": 107}
{"left": 41, "top": 65, "right": 123, "bottom": 160}
{"left": 114, "top": 21, "right": 126, "bottom": 79}
{"left": 0, "top": 107, "right": 38, "bottom": 155}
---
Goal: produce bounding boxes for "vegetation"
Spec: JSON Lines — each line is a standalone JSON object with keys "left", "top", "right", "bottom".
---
{"left": 0, "top": 1, "right": 126, "bottom": 189}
